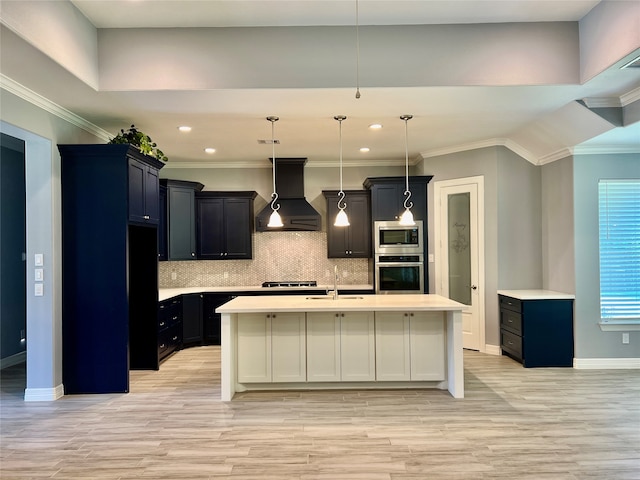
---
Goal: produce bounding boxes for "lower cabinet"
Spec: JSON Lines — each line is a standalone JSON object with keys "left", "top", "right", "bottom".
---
{"left": 158, "top": 296, "right": 182, "bottom": 363}
{"left": 237, "top": 313, "right": 306, "bottom": 383}
{"left": 306, "top": 312, "right": 376, "bottom": 382}
{"left": 182, "top": 293, "right": 204, "bottom": 347}
{"left": 203, "top": 294, "right": 234, "bottom": 345}
{"left": 375, "top": 312, "right": 446, "bottom": 381}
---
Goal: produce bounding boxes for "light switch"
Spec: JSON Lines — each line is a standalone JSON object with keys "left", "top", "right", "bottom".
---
{"left": 35, "top": 269, "right": 44, "bottom": 281}
{"left": 34, "top": 283, "right": 44, "bottom": 296}
{"left": 34, "top": 253, "right": 44, "bottom": 266}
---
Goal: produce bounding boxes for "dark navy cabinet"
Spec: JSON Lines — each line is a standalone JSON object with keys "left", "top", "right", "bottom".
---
{"left": 364, "top": 176, "right": 432, "bottom": 222}
{"left": 196, "top": 191, "right": 256, "bottom": 260}
{"left": 161, "top": 179, "right": 204, "bottom": 261}
{"left": 323, "top": 190, "right": 371, "bottom": 258}
{"left": 182, "top": 293, "right": 204, "bottom": 346}
{"left": 499, "top": 294, "right": 574, "bottom": 367}
{"left": 59, "top": 144, "right": 164, "bottom": 394}
{"left": 158, "top": 296, "right": 182, "bottom": 361}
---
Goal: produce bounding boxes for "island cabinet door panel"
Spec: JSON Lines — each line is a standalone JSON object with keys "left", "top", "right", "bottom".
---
{"left": 237, "top": 314, "right": 272, "bottom": 383}
{"left": 409, "top": 312, "right": 446, "bottom": 381}
{"left": 340, "top": 312, "right": 376, "bottom": 381}
{"left": 375, "top": 312, "right": 411, "bottom": 381}
{"left": 306, "top": 313, "right": 342, "bottom": 382}
{"left": 271, "top": 313, "right": 306, "bottom": 382}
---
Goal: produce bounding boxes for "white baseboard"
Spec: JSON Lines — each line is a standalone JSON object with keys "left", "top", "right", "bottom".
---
{"left": 24, "top": 384, "right": 64, "bottom": 402}
{"left": 0, "top": 351, "right": 26, "bottom": 369}
{"left": 484, "top": 344, "right": 501, "bottom": 355}
{"left": 573, "top": 357, "right": 640, "bottom": 369}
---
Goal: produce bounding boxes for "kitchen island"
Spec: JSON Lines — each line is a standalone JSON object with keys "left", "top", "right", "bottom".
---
{"left": 216, "top": 294, "right": 466, "bottom": 400}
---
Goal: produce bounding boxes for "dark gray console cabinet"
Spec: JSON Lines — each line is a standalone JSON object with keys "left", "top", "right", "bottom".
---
{"left": 323, "top": 190, "right": 371, "bottom": 258}
{"left": 59, "top": 144, "right": 164, "bottom": 393}
{"left": 364, "top": 176, "right": 432, "bottom": 222}
{"left": 499, "top": 292, "right": 574, "bottom": 367}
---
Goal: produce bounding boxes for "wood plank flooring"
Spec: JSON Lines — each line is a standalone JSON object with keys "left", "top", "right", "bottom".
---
{"left": 1, "top": 347, "right": 639, "bottom": 479}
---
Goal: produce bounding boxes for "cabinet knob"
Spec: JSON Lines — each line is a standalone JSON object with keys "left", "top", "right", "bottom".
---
{"left": 159, "top": 321, "right": 165, "bottom": 327}
{"left": 410, "top": 313, "right": 414, "bottom": 317}
{"left": 335, "top": 313, "right": 339, "bottom": 318}
{"left": 143, "top": 215, "right": 150, "bottom": 220}
{"left": 172, "top": 336, "right": 178, "bottom": 341}
{"left": 404, "top": 313, "right": 408, "bottom": 317}
{"left": 191, "top": 252, "right": 195, "bottom": 257}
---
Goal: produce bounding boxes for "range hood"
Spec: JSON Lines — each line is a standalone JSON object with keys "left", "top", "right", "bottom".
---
{"left": 256, "top": 158, "right": 321, "bottom": 231}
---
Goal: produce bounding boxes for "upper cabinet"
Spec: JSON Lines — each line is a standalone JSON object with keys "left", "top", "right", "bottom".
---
{"left": 322, "top": 190, "right": 371, "bottom": 258}
{"left": 160, "top": 179, "right": 204, "bottom": 260}
{"left": 364, "top": 176, "right": 433, "bottom": 222}
{"left": 128, "top": 157, "right": 160, "bottom": 224}
{"left": 196, "top": 191, "right": 257, "bottom": 260}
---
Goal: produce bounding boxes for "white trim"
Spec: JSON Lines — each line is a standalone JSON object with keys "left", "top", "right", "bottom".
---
{"left": 573, "top": 358, "right": 640, "bottom": 370}
{"left": 162, "top": 158, "right": 414, "bottom": 169}
{"left": 599, "top": 322, "right": 640, "bottom": 332}
{"left": 573, "top": 145, "right": 640, "bottom": 155}
{"left": 536, "top": 147, "right": 574, "bottom": 165}
{"left": 484, "top": 344, "right": 501, "bottom": 356}
{"left": 0, "top": 351, "right": 26, "bottom": 369}
{"left": 24, "top": 384, "right": 64, "bottom": 402}
{"left": 620, "top": 86, "right": 640, "bottom": 107}
{"left": 582, "top": 97, "right": 622, "bottom": 108}
{"left": 0, "top": 74, "right": 111, "bottom": 142}
{"left": 420, "top": 138, "right": 539, "bottom": 166}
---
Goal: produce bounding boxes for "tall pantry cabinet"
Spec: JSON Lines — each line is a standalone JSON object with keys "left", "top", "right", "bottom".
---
{"left": 59, "top": 144, "right": 165, "bottom": 394}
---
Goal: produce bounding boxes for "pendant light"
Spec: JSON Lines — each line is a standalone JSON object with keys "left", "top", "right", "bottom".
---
{"left": 266, "top": 116, "right": 283, "bottom": 228}
{"left": 334, "top": 115, "right": 350, "bottom": 227}
{"left": 399, "top": 114, "right": 415, "bottom": 226}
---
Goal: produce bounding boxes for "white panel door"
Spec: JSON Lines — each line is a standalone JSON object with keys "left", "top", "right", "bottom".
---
{"left": 237, "top": 313, "right": 271, "bottom": 383}
{"left": 375, "top": 312, "right": 411, "bottom": 381}
{"left": 271, "top": 313, "right": 307, "bottom": 382}
{"left": 306, "top": 312, "right": 341, "bottom": 382}
{"left": 340, "top": 312, "right": 375, "bottom": 381}
{"left": 434, "top": 176, "right": 485, "bottom": 352}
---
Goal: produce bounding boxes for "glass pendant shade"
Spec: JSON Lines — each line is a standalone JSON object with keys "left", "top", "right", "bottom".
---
{"left": 399, "top": 208, "right": 415, "bottom": 226}
{"left": 268, "top": 209, "right": 283, "bottom": 227}
{"left": 335, "top": 209, "right": 350, "bottom": 227}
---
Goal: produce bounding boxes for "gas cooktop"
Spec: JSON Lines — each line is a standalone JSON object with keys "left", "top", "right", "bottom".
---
{"left": 261, "top": 281, "right": 318, "bottom": 288}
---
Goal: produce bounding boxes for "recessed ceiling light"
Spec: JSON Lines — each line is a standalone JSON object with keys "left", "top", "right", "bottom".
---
{"left": 368, "top": 124, "right": 382, "bottom": 130}
{"left": 360, "top": 147, "right": 370, "bottom": 153}
{"left": 178, "top": 126, "right": 192, "bottom": 132}
{"left": 204, "top": 148, "right": 216, "bottom": 154}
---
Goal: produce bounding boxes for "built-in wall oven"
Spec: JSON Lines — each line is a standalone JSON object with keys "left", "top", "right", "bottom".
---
{"left": 374, "top": 221, "right": 424, "bottom": 294}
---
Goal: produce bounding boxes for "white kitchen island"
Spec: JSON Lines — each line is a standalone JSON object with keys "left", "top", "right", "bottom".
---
{"left": 216, "top": 294, "right": 466, "bottom": 400}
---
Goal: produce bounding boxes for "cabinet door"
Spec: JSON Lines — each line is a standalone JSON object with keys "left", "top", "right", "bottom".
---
{"left": 346, "top": 193, "right": 371, "bottom": 257}
{"left": 307, "top": 312, "right": 341, "bottom": 382}
{"left": 409, "top": 312, "right": 445, "bottom": 381}
{"left": 340, "top": 312, "right": 375, "bottom": 381}
{"left": 158, "top": 186, "right": 167, "bottom": 261}
{"left": 128, "top": 158, "right": 147, "bottom": 223}
{"left": 182, "top": 293, "right": 203, "bottom": 346}
{"left": 371, "top": 184, "right": 401, "bottom": 221}
{"left": 196, "top": 197, "right": 225, "bottom": 259}
{"left": 237, "top": 314, "right": 271, "bottom": 383}
{"left": 168, "top": 186, "right": 196, "bottom": 260}
{"left": 375, "top": 312, "right": 411, "bottom": 381}
{"left": 224, "top": 198, "right": 253, "bottom": 259}
{"left": 326, "top": 196, "right": 350, "bottom": 258}
{"left": 271, "top": 313, "right": 306, "bottom": 382}
{"left": 203, "top": 294, "right": 233, "bottom": 345}
{"left": 144, "top": 165, "right": 159, "bottom": 224}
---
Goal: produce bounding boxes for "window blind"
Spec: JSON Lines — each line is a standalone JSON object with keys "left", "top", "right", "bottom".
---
{"left": 598, "top": 179, "right": 640, "bottom": 320}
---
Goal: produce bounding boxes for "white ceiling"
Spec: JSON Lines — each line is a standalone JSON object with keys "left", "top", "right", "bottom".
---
{"left": 2, "top": 0, "right": 639, "bottom": 169}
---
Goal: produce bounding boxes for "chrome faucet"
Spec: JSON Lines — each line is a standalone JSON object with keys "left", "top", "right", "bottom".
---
{"left": 332, "top": 265, "right": 339, "bottom": 300}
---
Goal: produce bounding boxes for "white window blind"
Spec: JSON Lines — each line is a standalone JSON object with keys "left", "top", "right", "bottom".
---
{"left": 598, "top": 179, "right": 640, "bottom": 320}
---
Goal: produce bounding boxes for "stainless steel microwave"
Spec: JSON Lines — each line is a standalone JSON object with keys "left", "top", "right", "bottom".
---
{"left": 374, "top": 220, "right": 424, "bottom": 254}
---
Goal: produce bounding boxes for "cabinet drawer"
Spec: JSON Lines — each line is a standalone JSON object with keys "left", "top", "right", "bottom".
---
{"left": 499, "top": 295, "right": 521, "bottom": 313}
{"left": 501, "top": 329, "right": 522, "bottom": 360}
{"left": 500, "top": 308, "right": 522, "bottom": 335}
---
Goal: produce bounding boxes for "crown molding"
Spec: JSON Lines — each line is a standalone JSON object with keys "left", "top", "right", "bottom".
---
{"left": 573, "top": 144, "right": 640, "bottom": 155}
{"left": 0, "top": 74, "right": 111, "bottom": 142}
{"left": 537, "top": 147, "right": 574, "bottom": 165}
{"left": 621, "top": 86, "right": 640, "bottom": 107}
{"left": 420, "top": 138, "right": 539, "bottom": 165}
{"left": 582, "top": 97, "right": 622, "bottom": 108}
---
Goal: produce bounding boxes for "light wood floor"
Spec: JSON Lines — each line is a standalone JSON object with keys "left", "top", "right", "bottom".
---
{"left": 1, "top": 347, "right": 639, "bottom": 479}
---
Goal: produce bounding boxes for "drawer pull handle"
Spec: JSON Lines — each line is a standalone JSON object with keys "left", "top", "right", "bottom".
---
{"left": 159, "top": 322, "right": 165, "bottom": 327}
{"left": 172, "top": 336, "right": 178, "bottom": 341}
{"left": 508, "top": 319, "right": 513, "bottom": 323}
{"left": 508, "top": 341, "right": 514, "bottom": 345}
{"left": 160, "top": 343, "right": 166, "bottom": 348}
{"left": 172, "top": 316, "right": 178, "bottom": 320}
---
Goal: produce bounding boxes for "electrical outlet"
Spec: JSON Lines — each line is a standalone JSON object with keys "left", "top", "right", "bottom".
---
{"left": 171, "top": 271, "right": 177, "bottom": 280}
{"left": 224, "top": 272, "right": 229, "bottom": 279}
{"left": 622, "top": 332, "right": 630, "bottom": 344}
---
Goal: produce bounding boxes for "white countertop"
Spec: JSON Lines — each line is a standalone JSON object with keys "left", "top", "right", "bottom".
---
{"left": 216, "top": 294, "right": 466, "bottom": 313}
{"left": 159, "top": 285, "right": 374, "bottom": 302}
{"left": 497, "top": 289, "right": 575, "bottom": 300}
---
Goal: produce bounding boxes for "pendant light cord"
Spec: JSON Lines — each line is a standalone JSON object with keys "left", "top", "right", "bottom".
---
{"left": 355, "top": 0, "right": 361, "bottom": 99}
{"left": 335, "top": 115, "right": 347, "bottom": 211}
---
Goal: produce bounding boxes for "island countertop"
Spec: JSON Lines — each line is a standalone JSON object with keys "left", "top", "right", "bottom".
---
{"left": 216, "top": 294, "right": 465, "bottom": 314}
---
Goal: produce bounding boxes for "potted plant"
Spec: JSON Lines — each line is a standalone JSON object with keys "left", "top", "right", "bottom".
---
{"left": 109, "top": 124, "right": 168, "bottom": 162}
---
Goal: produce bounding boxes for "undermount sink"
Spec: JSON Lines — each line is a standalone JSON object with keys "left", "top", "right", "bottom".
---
{"left": 305, "top": 296, "right": 364, "bottom": 300}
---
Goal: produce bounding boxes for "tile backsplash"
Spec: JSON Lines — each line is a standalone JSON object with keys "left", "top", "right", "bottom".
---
{"left": 159, "top": 231, "right": 371, "bottom": 288}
